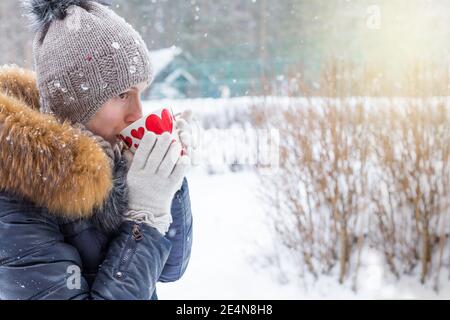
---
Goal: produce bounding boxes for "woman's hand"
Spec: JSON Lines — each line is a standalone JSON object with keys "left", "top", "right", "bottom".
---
{"left": 174, "top": 110, "right": 201, "bottom": 166}
{"left": 125, "top": 132, "right": 190, "bottom": 234}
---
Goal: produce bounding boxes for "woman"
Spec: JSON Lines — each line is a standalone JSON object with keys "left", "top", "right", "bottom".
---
{"left": 0, "top": 0, "right": 195, "bottom": 299}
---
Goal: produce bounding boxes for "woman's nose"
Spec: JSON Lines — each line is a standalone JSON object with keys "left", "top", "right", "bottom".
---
{"left": 125, "top": 98, "right": 143, "bottom": 124}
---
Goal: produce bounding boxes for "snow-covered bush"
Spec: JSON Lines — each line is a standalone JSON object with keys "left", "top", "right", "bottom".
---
{"left": 253, "top": 97, "right": 450, "bottom": 291}
{"left": 252, "top": 99, "right": 370, "bottom": 287}
{"left": 371, "top": 100, "right": 450, "bottom": 291}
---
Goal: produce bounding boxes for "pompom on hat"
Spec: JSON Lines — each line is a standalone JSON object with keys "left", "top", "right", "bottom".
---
{"left": 22, "top": 0, "right": 153, "bottom": 124}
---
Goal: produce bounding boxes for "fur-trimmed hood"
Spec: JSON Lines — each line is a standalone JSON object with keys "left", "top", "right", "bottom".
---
{"left": 0, "top": 65, "right": 113, "bottom": 220}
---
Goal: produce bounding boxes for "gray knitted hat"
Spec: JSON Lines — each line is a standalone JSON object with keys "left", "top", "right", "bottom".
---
{"left": 23, "top": 0, "right": 153, "bottom": 124}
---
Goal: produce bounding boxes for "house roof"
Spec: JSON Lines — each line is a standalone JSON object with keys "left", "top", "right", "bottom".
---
{"left": 149, "top": 46, "right": 182, "bottom": 79}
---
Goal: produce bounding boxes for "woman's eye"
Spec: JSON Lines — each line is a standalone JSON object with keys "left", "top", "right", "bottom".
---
{"left": 119, "top": 92, "right": 128, "bottom": 100}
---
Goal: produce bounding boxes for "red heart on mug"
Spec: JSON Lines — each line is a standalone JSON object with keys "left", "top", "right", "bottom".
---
{"left": 120, "top": 135, "right": 132, "bottom": 148}
{"left": 145, "top": 109, "right": 173, "bottom": 135}
{"left": 131, "top": 127, "right": 145, "bottom": 140}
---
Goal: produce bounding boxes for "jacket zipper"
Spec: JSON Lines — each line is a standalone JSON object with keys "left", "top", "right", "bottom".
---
{"left": 115, "top": 224, "right": 143, "bottom": 279}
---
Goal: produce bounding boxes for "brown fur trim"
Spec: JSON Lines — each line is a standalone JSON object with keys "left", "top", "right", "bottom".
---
{"left": 0, "top": 65, "right": 40, "bottom": 111}
{"left": 0, "top": 65, "right": 112, "bottom": 219}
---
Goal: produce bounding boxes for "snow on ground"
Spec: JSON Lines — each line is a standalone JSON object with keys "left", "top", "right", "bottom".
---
{"left": 157, "top": 168, "right": 450, "bottom": 300}
{"left": 157, "top": 168, "right": 304, "bottom": 299}
{"left": 144, "top": 98, "right": 450, "bottom": 299}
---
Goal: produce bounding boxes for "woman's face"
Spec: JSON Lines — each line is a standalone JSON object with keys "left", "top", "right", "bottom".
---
{"left": 85, "top": 81, "right": 148, "bottom": 145}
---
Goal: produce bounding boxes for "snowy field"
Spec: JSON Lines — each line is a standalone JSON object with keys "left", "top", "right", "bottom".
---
{"left": 142, "top": 98, "right": 450, "bottom": 299}
{"left": 156, "top": 168, "right": 450, "bottom": 300}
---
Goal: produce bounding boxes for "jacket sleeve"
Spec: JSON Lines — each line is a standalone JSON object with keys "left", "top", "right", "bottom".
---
{"left": 0, "top": 202, "right": 171, "bottom": 300}
{"left": 158, "top": 177, "right": 193, "bottom": 282}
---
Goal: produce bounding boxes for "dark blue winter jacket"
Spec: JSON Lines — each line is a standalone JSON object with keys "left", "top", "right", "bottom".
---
{"left": 0, "top": 66, "right": 193, "bottom": 299}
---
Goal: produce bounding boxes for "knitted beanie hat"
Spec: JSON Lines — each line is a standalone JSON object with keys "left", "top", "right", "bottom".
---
{"left": 22, "top": 0, "right": 153, "bottom": 124}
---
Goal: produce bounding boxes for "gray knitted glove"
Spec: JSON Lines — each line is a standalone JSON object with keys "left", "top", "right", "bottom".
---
{"left": 125, "top": 131, "right": 190, "bottom": 234}
{"left": 174, "top": 110, "right": 201, "bottom": 166}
